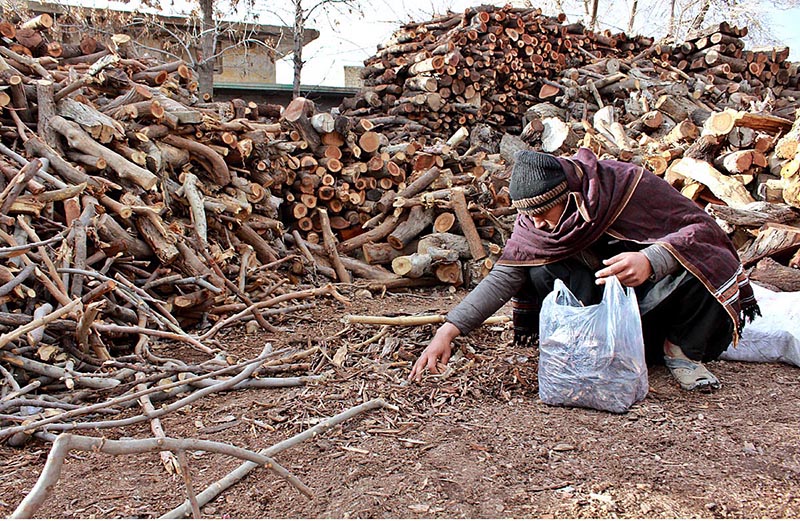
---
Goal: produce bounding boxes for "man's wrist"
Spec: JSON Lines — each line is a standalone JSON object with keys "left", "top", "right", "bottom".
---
{"left": 439, "top": 321, "right": 461, "bottom": 340}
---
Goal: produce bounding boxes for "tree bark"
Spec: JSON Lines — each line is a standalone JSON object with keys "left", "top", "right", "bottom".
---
{"left": 197, "top": 0, "right": 216, "bottom": 99}
{"left": 293, "top": 0, "right": 303, "bottom": 98}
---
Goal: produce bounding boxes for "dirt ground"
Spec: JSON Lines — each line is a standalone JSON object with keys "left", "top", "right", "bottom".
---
{"left": 1, "top": 286, "right": 800, "bottom": 519}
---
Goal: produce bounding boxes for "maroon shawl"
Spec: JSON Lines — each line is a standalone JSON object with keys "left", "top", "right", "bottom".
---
{"left": 498, "top": 148, "right": 760, "bottom": 340}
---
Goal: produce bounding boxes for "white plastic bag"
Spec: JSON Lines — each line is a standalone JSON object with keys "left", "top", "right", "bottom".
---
{"left": 721, "top": 283, "right": 800, "bottom": 366}
{"left": 538, "top": 276, "right": 648, "bottom": 413}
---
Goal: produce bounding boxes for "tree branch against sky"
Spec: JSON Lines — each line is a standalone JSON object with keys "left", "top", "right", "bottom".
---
{"left": 247, "top": 0, "right": 363, "bottom": 97}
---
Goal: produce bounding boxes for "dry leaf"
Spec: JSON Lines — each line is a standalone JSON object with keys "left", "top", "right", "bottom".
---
{"left": 333, "top": 345, "right": 347, "bottom": 367}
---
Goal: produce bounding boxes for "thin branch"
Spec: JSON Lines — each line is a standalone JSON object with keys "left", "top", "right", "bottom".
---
{"left": 161, "top": 398, "right": 396, "bottom": 519}
{"left": 12, "top": 433, "right": 312, "bottom": 519}
{"left": 175, "top": 450, "right": 202, "bottom": 518}
{"left": 0, "top": 348, "right": 274, "bottom": 441}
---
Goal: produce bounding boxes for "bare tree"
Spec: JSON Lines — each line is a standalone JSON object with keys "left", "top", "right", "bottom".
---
{"left": 689, "top": 0, "right": 712, "bottom": 30}
{"left": 667, "top": 0, "right": 677, "bottom": 38}
{"left": 8, "top": 0, "right": 282, "bottom": 100}
{"left": 581, "top": 0, "right": 592, "bottom": 23}
{"left": 628, "top": 0, "right": 639, "bottom": 33}
{"left": 589, "top": 0, "right": 600, "bottom": 31}
{"left": 197, "top": 0, "right": 216, "bottom": 97}
{"left": 534, "top": 0, "right": 800, "bottom": 45}
{"left": 287, "top": 0, "right": 364, "bottom": 98}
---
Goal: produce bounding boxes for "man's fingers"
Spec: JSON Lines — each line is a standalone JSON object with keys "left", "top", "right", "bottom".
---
{"left": 602, "top": 253, "right": 627, "bottom": 265}
{"left": 427, "top": 355, "right": 440, "bottom": 374}
{"left": 595, "top": 264, "right": 621, "bottom": 280}
{"left": 409, "top": 355, "right": 427, "bottom": 381}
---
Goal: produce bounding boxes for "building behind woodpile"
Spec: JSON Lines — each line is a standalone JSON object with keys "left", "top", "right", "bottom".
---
{"left": 20, "top": 0, "right": 357, "bottom": 107}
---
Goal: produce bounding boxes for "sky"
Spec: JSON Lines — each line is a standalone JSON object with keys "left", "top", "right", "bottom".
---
{"left": 272, "top": 1, "right": 800, "bottom": 87}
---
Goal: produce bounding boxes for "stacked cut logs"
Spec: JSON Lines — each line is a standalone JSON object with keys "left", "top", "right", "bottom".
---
{"left": 0, "top": 8, "right": 512, "bottom": 388}
{"left": 651, "top": 21, "right": 799, "bottom": 103}
{"left": 342, "top": 5, "right": 654, "bottom": 142}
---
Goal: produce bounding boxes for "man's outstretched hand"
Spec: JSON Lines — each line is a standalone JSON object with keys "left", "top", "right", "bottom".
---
{"left": 595, "top": 251, "right": 653, "bottom": 287}
{"left": 408, "top": 322, "right": 461, "bottom": 382}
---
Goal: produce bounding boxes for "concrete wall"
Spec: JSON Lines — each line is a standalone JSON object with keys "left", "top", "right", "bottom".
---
{"left": 343, "top": 65, "right": 365, "bottom": 88}
{"left": 215, "top": 42, "right": 277, "bottom": 84}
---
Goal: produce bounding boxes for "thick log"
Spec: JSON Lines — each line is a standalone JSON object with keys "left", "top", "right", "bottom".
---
{"left": 387, "top": 205, "right": 434, "bottom": 250}
{"left": 450, "top": 188, "right": 486, "bottom": 260}
{"left": 234, "top": 222, "right": 279, "bottom": 264}
{"left": 180, "top": 173, "right": 207, "bottom": 245}
{"left": 338, "top": 214, "right": 402, "bottom": 254}
{"left": 131, "top": 212, "right": 180, "bottom": 264}
{"left": 668, "top": 157, "right": 755, "bottom": 208}
{"left": 286, "top": 233, "right": 397, "bottom": 280}
{"left": 738, "top": 223, "right": 800, "bottom": 266}
{"left": 57, "top": 98, "right": 126, "bottom": 144}
{"left": 714, "top": 150, "right": 754, "bottom": 175}
{"left": 310, "top": 113, "right": 335, "bottom": 134}
{"left": 541, "top": 117, "right": 577, "bottom": 153}
{"left": 0, "top": 159, "right": 42, "bottom": 215}
{"left": 417, "top": 233, "right": 471, "bottom": 259}
{"left": 318, "top": 208, "right": 351, "bottom": 283}
{"left": 282, "top": 97, "right": 321, "bottom": 150}
{"left": 433, "top": 212, "right": 456, "bottom": 233}
{"left": 49, "top": 116, "right": 158, "bottom": 190}
{"left": 162, "top": 135, "right": 231, "bottom": 186}
{"left": 95, "top": 213, "right": 153, "bottom": 258}
{"left": 749, "top": 257, "right": 800, "bottom": 292}
{"left": 8, "top": 74, "right": 31, "bottom": 123}
{"left": 362, "top": 242, "right": 412, "bottom": 265}
{"left": 706, "top": 202, "right": 800, "bottom": 228}
{"left": 392, "top": 253, "right": 433, "bottom": 278}
{"left": 703, "top": 50, "right": 747, "bottom": 72}
{"left": 21, "top": 135, "right": 100, "bottom": 188}
{"left": 702, "top": 110, "right": 738, "bottom": 137}
{"left": 434, "top": 261, "right": 463, "bottom": 286}
{"left": 35, "top": 80, "right": 60, "bottom": 149}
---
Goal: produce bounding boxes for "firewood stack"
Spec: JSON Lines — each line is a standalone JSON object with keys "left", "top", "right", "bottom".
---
{"left": 652, "top": 22, "right": 798, "bottom": 104}
{"left": 0, "top": 8, "right": 512, "bottom": 379}
{"left": 342, "top": 5, "right": 654, "bottom": 141}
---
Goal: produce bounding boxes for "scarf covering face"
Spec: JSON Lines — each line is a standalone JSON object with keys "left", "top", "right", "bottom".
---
{"left": 498, "top": 148, "right": 760, "bottom": 340}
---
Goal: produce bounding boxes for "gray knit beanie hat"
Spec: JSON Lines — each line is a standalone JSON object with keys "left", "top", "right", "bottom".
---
{"left": 509, "top": 150, "right": 568, "bottom": 214}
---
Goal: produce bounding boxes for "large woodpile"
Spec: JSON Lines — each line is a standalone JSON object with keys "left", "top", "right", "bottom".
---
{"left": 344, "top": 5, "right": 654, "bottom": 139}
{"left": 0, "top": 5, "right": 799, "bottom": 452}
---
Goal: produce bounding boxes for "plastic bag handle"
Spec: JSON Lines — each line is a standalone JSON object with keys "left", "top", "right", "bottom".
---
{"left": 551, "top": 278, "right": 580, "bottom": 307}
{"left": 602, "top": 275, "right": 636, "bottom": 309}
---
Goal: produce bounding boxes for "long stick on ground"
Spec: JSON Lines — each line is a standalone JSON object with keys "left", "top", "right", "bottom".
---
{"left": 136, "top": 376, "right": 178, "bottom": 474}
{"left": 12, "top": 433, "right": 312, "bottom": 519}
{"left": 198, "top": 284, "right": 339, "bottom": 341}
{"left": 344, "top": 313, "right": 511, "bottom": 326}
{"left": 160, "top": 398, "right": 396, "bottom": 519}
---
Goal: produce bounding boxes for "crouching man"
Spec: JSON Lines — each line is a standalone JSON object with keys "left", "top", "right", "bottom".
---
{"left": 410, "top": 149, "right": 760, "bottom": 391}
